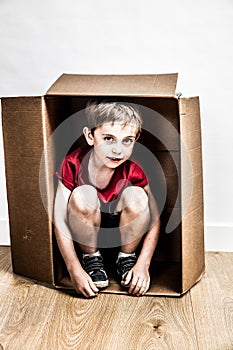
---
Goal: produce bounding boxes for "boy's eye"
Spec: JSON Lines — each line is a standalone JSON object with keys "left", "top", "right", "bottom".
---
{"left": 123, "top": 138, "right": 134, "bottom": 146}
{"left": 104, "top": 136, "right": 114, "bottom": 143}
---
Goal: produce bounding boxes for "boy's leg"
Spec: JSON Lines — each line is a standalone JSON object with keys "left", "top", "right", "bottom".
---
{"left": 68, "top": 185, "right": 109, "bottom": 288}
{"left": 115, "top": 186, "right": 150, "bottom": 286}
{"left": 68, "top": 185, "right": 101, "bottom": 254}
{"left": 116, "top": 186, "right": 150, "bottom": 251}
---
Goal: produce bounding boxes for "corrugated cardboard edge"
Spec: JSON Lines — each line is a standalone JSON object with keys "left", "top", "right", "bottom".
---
{"left": 179, "top": 268, "right": 205, "bottom": 296}
{"left": 179, "top": 97, "right": 205, "bottom": 292}
{"left": 46, "top": 73, "right": 178, "bottom": 97}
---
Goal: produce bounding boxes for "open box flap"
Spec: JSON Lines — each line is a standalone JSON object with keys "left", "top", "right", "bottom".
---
{"left": 179, "top": 97, "right": 205, "bottom": 292}
{"left": 46, "top": 73, "right": 178, "bottom": 97}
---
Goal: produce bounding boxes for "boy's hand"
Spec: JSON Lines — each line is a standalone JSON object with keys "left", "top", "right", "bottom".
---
{"left": 124, "top": 262, "right": 150, "bottom": 296}
{"left": 69, "top": 267, "right": 99, "bottom": 298}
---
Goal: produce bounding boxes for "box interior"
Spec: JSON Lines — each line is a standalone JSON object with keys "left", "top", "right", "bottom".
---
{"left": 44, "top": 95, "right": 183, "bottom": 295}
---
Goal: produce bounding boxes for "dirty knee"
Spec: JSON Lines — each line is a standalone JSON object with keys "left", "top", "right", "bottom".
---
{"left": 68, "top": 185, "right": 100, "bottom": 215}
{"left": 120, "top": 186, "right": 148, "bottom": 214}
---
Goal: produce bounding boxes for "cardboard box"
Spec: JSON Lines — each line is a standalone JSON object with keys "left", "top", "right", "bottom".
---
{"left": 1, "top": 73, "right": 205, "bottom": 296}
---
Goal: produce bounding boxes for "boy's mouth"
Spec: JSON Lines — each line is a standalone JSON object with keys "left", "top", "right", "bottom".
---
{"left": 107, "top": 157, "right": 123, "bottom": 162}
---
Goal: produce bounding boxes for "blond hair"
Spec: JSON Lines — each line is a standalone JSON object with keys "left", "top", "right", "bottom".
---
{"left": 85, "top": 100, "right": 142, "bottom": 138}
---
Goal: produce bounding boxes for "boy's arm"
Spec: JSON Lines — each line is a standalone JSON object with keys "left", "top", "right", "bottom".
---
{"left": 54, "top": 180, "right": 99, "bottom": 297}
{"left": 136, "top": 184, "right": 160, "bottom": 266}
{"left": 125, "top": 184, "right": 160, "bottom": 295}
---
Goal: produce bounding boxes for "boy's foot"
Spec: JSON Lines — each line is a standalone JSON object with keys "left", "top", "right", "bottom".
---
{"left": 82, "top": 255, "right": 109, "bottom": 289}
{"left": 116, "top": 254, "right": 137, "bottom": 287}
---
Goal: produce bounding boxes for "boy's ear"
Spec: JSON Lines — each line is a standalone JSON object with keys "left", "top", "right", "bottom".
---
{"left": 83, "top": 127, "right": 94, "bottom": 146}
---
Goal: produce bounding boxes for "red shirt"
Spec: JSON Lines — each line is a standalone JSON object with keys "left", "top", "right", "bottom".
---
{"left": 56, "top": 146, "right": 148, "bottom": 203}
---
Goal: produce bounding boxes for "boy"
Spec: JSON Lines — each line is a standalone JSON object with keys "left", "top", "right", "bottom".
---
{"left": 54, "top": 100, "right": 160, "bottom": 298}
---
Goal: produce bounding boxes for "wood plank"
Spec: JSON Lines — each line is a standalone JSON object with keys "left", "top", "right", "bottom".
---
{"left": 0, "top": 246, "right": 11, "bottom": 275}
{"left": 2, "top": 249, "right": 233, "bottom": 349}
{"left": 0, "top": 247, "right": 198, "bottom": 349}
{"left": 0, "top": 248, "right": 59, "bottom": 350}
{"left": 0, "top": 246, "right": 13, "bottom": 304}
{"left": 38, "top": 293, "right": 198, "bottom": 350}
{"left": 190, "top": 252, "right": 233, "bottom": 350}
{"left": 0, "top": 284, "right": 60, "bottom": 350}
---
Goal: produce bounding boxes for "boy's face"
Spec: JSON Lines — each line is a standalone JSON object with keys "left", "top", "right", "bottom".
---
{"left": 84, "top": 122, "right": 138, "bottom": 169}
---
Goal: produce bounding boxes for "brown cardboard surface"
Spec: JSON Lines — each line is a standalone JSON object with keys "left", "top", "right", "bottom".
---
{"left": 1, "top": 96, "right": 42, "bottom": 111}
{"left": 155, "top": 208, "right": 181, "bottom": 262}
{"left": 179, "top": 97, "right": 205, "bottom": 292}
{"left": 2, "top": 97, "right": 54, "bottom": 284}
{"left": 57, "top": 261, "right": 181, "bottom": 296}
{"left": 135, "top": 150, "right": 180, "bottom": 209}
{"left": 1, "top": 74, "right": 205, "bottom": 296}
{"left": 137, "top": 99, "right": 180, "bottom": 151}
{"left": 47, "top": 73, "right": 178, "bottom": 97}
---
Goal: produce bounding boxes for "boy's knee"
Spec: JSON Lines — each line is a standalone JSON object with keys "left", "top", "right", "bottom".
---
{"left": 68, "top": 185, "right": 100, "bottom": 215}
{"left": 120, "top": 186, "right": 148, "bottom": 214}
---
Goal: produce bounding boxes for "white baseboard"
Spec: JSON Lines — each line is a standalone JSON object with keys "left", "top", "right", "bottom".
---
{"left": 205, "top": 225, "right": 233, "bottom": 252}
{"left": 0, "top": 220, "right": 233, "bottom": 252}
{"left": 0, "top": 219, "right": 10, "bottom": 245}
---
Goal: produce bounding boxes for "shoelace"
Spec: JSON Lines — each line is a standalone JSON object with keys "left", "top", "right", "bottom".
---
{"left": 118, "top": 256, "right": 137, "bottom": 274}
{"left": 83, "top": 256, "right": 105, "bottom": 274}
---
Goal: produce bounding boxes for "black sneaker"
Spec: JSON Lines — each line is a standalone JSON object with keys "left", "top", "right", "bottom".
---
{"left": 82, "top": 255, "right": 109, "bottom": 289}
{"left": 116, "top": 255, "right": 137, "bottom": 287}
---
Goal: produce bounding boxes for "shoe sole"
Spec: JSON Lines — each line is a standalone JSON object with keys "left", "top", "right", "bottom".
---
{"left": 94, "top": 281, "right": 109, "bottom": 289}
{"left": 94, "top": 280, "right": 109, "bottom": 289}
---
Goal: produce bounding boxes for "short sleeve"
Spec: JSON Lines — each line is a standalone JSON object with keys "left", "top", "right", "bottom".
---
{"left": 128, "top": 161, "right": 148, "bottom": 188}
{"left": 55, "top": 158, "right": 76, "bottom": 191}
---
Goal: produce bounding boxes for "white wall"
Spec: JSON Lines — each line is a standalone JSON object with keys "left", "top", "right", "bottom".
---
{"left": 0, "top": 0, "right": 233, "bottom": 250}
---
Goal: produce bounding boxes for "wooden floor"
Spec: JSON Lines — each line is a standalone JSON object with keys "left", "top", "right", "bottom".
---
{"left": 0, "top": 247, "right": 232, "bottom": 350}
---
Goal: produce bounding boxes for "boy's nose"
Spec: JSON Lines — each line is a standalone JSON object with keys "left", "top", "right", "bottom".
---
{"left": 112, "top": 142, "right": 122, "bottom": 154}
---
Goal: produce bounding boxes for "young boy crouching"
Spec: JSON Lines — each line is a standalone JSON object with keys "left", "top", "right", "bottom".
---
{"left": 54, "top": 100, "right": 160, "bottom": 298}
